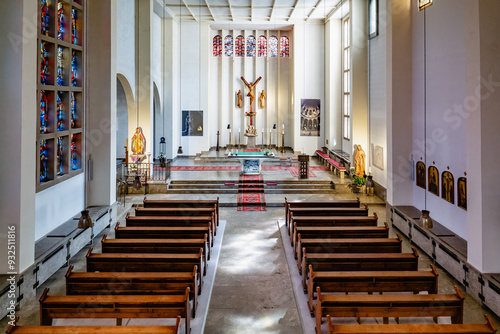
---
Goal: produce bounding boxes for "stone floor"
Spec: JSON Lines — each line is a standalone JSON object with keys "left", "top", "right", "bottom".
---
{"left": 2, "top": 154, "right": 500, "bottom": 333}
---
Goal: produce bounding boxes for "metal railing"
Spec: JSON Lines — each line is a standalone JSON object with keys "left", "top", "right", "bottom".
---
{"left": 116, "top": 160, "right": 171, "bottom": 183}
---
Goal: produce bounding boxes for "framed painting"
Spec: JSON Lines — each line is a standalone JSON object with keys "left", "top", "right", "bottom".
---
{"left": 416, "top": 161, "right": 425, "bottom": 189}
{"left": 182, "top": 110, "right": 203, "bottom": 136}
{"left": 373, "top": 145, "right": 383, "bottom": 170}
{"left": 300, "top": 99, "right": 320, "bottom": 136}
{"left": 428, "top": 166, "right": 439, "bottom": 196}
{"left": 441, "top": 171, "right": 454, "bottom": 204}
{"left": 457, "top": 177, "right": 467, "bottom": 211}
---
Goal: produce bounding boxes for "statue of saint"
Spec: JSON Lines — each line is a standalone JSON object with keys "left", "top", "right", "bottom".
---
{"left": 131, "top": 127, "right": 146, "bottom": 154}
{"left": 241, "top": 76, "right": 262, "bottom": 109}
{"left": 354, "top": 145, "right": 366, "bottom": 175}
{"left": 237, "top": 90, "right": 242, "bottom": 108}
{"left": 259, "top": 90, "right": 266, "bottom": 109}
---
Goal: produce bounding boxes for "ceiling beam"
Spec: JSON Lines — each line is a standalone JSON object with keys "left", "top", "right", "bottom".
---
{"left": 227, "top": 0, "right": 234, "bottom": 21}
{"left": 181, "top": 0, "right": 198, "bottom": 21}
{"left": 306, "top": 0, "right": 323, "bottom": 21}
{"left": 326, "top": 0, "right": 347, "bottom": 21}
{"left": 204, "top": 0, "right": 216, "bottom": 21}
{"left": 287, "top": 0, "right": 300, "bottom": 21}
{"left": 269, "top": 0, "right": 276, "bottom": 21}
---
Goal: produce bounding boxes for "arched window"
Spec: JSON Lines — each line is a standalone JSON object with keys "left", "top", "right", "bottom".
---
{"left": 246, "top": 35, "right": 256, "bottom": 57}
{"left": 269, "top": 36, "right": 278, "bottom": 57}
{"left": 213, "top": 35, "right": 222, "bottom": 56}
{"left": 280, "top": 36, "right": 289, "bottom": 57}
{"left": 235, "top": 35, "right": 245, "bottom": 57}
{"left": 257, "top": 35, "right": 267, "bottom": 57}
{"left": 224, "top": 35, "right": 233, "bottom": 56}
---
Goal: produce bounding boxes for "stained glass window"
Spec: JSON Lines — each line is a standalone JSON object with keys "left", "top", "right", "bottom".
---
{"left": 258, "top": 36, "right": 267, "bottom": 57}
{"left": 246, "top": 35, "right": 256, "bottom": 57}
{"left": 213, "top": 35, "right": 222, "bottom": 57}
{"left": 57, "top": 2, "right": 64, "bottom": 40}
{"left": 71, "top": 51, "right": 77, "bottom": 87}
{"left": 57, "top": 92, "right": 64, "bottom": 131}
{"left": 57, "top": 46, "right": 64, "bottom": 86}
{"left": 280, "top": 36, "right": 289, "bottom": 57}
{"left": 40, "top": 140, "right": 49, "bottom": 182}
{"left": 57, "top": 137, "right": 64, "bottom": 176}
{"left": 71, "top": 8, "right": 77, "bottom": 44}
{"left": 71, "top": 135, "right": 78, "bottom": 170}
{"left": 41, "top": 0, "right": 49, "bottom": 36}
{"left": 224, "top": 35, "right": 233, "bottom": 56}
{"left": 40, "top": 91, "right": 48, "bottom": 134}
{"left": 235, "top": 35, "right": 244, "bottom": 57}
{"left": 71, "top": 92, "right": 76, "bottom": 128}
{"left": 40, "top": 42, "right": 49, "bottom": 85}
{"left": 269, "top": 36, "right": 278, "bottom": 57}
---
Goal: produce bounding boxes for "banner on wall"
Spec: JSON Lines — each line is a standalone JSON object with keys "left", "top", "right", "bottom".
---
{"left": 300, "top": 99, "right": 320, "bottom": 136}
{"left": 182, "top": 110, "right": 203, "bottom": 136}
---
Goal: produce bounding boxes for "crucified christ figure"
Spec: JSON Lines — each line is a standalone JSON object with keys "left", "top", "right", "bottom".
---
{"left": 241, "top": 76, "right": 262, "bottom": 113}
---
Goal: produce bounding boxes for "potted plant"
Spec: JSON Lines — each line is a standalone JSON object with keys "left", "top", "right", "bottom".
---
{"left": 348, "top": 174, "right": 366, "bottom": 194}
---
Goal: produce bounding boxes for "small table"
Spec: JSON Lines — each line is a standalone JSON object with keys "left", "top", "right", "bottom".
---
{"left": 228, "top": 151, "right": 276, "bottom": 175}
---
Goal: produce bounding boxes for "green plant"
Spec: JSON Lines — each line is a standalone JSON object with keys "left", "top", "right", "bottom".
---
{"left": 352, "top": 175, "right": 366, "bottom": 186}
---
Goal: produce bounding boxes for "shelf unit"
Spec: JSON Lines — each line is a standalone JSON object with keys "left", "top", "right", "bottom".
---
{"left": 37, "top": 0, "right": 84, "bottom": 191}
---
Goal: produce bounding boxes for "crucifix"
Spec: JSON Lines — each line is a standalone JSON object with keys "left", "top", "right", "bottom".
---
{"left": 241, "top": 76, "right": 262, "bottom": 137}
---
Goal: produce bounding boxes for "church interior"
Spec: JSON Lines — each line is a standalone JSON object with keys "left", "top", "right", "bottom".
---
{"left": 2, "top": 0, "right": 500, "bottom": 333}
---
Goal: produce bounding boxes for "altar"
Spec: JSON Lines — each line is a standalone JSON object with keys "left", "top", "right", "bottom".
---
{"left": 228, "top": 151, "right": 276, "bottom": 175}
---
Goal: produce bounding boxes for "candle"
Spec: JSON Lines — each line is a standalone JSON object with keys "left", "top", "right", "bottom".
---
{"left": 239, "top": 128, "right": 241, "bottom": 133}
{"left": 369, "top": 167, "right": 372, "bottom": 173}
{"left": 262, "top": 128, "right": 264, "bottom": 133}
{"left": 282, "top": 124, "right": 285, "bottom": 134}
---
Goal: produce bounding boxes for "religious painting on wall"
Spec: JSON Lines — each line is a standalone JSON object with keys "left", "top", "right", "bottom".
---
{"left": 442, "top": 171, "right": 454, "bottom": 204}
{"left": 182, "top": 110, "right": 203, "bottom": 136}
{"left": 457, "top": 177, "right": 467, "bottom": 211}
{"left": 373, "top": 145, "right": 384, "bottom": 170}
{"left": 428, "top": 166, "right": 439, "bottom": 196}
{"left": 300, "top": 99, "right": 320, "bottom": 136}
{"left": 416, "top": 161, "right": 426, "bottom": 189}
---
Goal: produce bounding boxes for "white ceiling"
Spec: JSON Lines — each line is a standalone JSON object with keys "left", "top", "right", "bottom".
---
{"left": 157, "top": 0, "right": 348, "bottom": 24}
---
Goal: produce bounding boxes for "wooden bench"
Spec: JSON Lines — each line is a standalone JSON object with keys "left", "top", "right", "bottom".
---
{"left": 285, "top": 198, "right": 361, "bottom": 227}
{"left": 287, "top": 206, "right": 369, "bottom": 229}
{"left": 308, "top": 264, "right": 440, "bottom": 312}
{"left": 86, "top": 248, "right": 204, "bottom": 291}
{"left": 297, "top": 234, "right": 403, "bottom": 268}
{"left": 289, "top": 214, "right": 379, "bottom": 244}
{"left": 143, "top": 197, "right": 219, "bottom": 226}
{"left": 125, "top": 214, "right": 215, "bottom": 244}
{"left": 314, "top": 286, "right": 465, "bottom": 333}
{"left": 292, "top": 222, "right": 390, "bottom": 255}
{"left": 326, "top": 314, "right": 496, "bottom": 334}
{"left": 115, "top": 222, "right": 213, "bottom": 247}
{"left": 102, "top": 234, "right": 209, "bottom": 271}
{"left": 39, "top": 287, "right": 191, "bottom": 334}
{"left": 7, "top": 316, "right": 181, "bottom": 334}
{"left": 300, "top": 248, "right": 420, "bottom": 289}
{"left": 65, "top": 265, "right": 199, "bottom": 317}
{"left": 315, "top": 150, "right": 346, "bottom": 179}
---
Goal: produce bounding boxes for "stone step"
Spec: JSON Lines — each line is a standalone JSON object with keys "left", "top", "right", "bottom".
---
{"left": 170, "top": 179, "right": 331, "bottom": 185}
{"left": 166, "top": 188, "right": 335, "bottom": 194}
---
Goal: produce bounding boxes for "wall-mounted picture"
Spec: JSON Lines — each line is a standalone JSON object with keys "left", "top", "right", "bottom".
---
{"left": 300, "top": 99, "right": 320, "bottom": 136}
{"left": 428, "top": 166, "right": 439, "bottom": 196}
{"left": 416, "top": 161, "right": 426, "bottom": 189}
{"left": 182, "top": 110, "right": 203, "bottom": 136}
{"left": 373, "top": 145, "right": 384, "bottom": 170}
{"left": 442, "top": 171, "right": 454, "bottom": 204}
{"left": 458, "top": 177, "right": 467, "bottom": 211}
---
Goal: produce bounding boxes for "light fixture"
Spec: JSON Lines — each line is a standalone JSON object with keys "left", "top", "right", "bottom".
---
{"left": 77, "top": 210, "right": 93, "bottom": 229}
{"left": 419, "top": 209, "right": 433, "bottom": 228}
{"left": 227, "top": 124, "right": 231, "bottom": 129}
{"left": 418, "top": 0, "right": 433, "bottom": 11}
{"left": 133, "top": 175, "right": 142, "bottom": 189}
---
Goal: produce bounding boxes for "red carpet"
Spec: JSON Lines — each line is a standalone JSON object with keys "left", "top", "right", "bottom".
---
{"left": 237, "top": 175, "right": 266, "bottom": 211}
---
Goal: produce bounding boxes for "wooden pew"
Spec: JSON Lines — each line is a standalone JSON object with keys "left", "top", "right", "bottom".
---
{"left": 292, "top": 222, "right": 390, "bottom": 255}
{"left": 102, "top": 234, "right": 209, "bottom": 270}
{"left": 287, "top": 206, "right": 369, "bottom": 229}
{"left": 136, "top": 206, "right": 218, "bottom": 234}
{"left": 114, "top": 222, "right": 213, "bottom": 247}
{"left": 314, "top": 286, "right": 465, "bottom": 333}
{"left": 301, "top": 248, "right": 420, "bottom": 289}
{"left": 308, "top": 264, "right": 440, "bottom": 312}
{"left": 284, "top": 198, "right": 361, "bottom": 227}
{"left": 65, "top": 265, "right": 199, "bottom": 317}
{"left": 86, "top": 248, "right": 204, "bottom": 291}
{"left": 326, "top": 314, "right": 496, "bottom": 334}
{"left": 7, "top": 316, "right": 181, "bottom": 334}
{"left": 296, "top": 234, "right": 403, "bottom": 268}
{"left": 39, "top": 288, "right": 191, "bottom": 334}
{"left": 143, "top": 197, "right": 219, "bottom": 226}
{"left": 289, "top": 214, "right": 378, "bottom": 243}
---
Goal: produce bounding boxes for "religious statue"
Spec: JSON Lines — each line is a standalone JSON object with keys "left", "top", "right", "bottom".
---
{"left": 237, "top": 90, "right": 242, "bottom": 108}
{"left": 259, "top": 90, "right": 266, "bottom": 109}
{"left": 354, "top": 145, "right": 366, "bottom": 175}
{"left": 241, "top": 76, "right": 262, "bottom": 113}
{"left": 131, "top": 127, "right": 146, "bottom": 154}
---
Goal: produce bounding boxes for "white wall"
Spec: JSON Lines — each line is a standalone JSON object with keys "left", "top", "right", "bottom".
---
{"left": 116, "top": 0, "right": 135, "bottom": 95}
{"left": 325, "top": 19, "right": 342, "bottom": 151}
